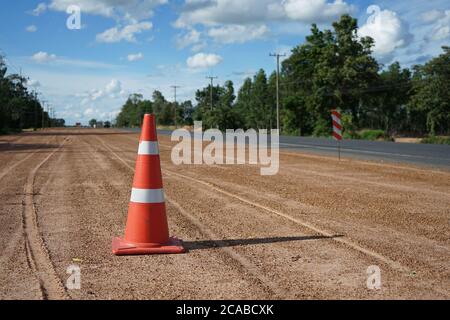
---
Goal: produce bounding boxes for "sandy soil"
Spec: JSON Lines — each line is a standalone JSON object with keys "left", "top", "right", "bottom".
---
{"left": 394, "top": 138, "right": 422, "bottom": 143}
{"left": 0, "top": 128, "right": 449, "bottom": 300}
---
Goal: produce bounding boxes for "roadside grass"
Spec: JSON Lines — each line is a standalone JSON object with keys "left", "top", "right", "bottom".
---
{"left": 0, "top": 127, "right": 22, "bottom": 135}
{"left": 157, "top": 125, "right": 193, "bottom": 130}
{"left": 421, "top": 136, "right": 450, "bottom": 145}
{"left": 344, "top": 129, "right": 394, "bottom": 141}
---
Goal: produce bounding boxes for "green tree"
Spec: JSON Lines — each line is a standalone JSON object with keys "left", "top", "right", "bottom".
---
{"left": 193, "top": 84, "right": 223, "bottom": 128}
{"left": 248, "top": 69, "right": 270, "bottom": 129}
{"left": 180, "top": 100, "right": 194, "bottom": 125}
{"left": 116, "top": 90, "right": 192, "bottom": 128}
{"left": 234, "top": 77, "right": 253, "bottom": 128}
{"left": 116, "top": 94, "right": 143, "bottom": 127}
{"left": 152, "top": 90, "right": 166, "bottom": 122}
{"left": 375, "top": 62, "right": 411, "bottom": 134}
{"left": 213, "top": 80, "right": 240, "bottom": 130}
{"left": 0, "top": 56, "right": 50, "bottom": 133}
{"left": 282, "top": 14, "right": 379, "bottom": 135}
{"left": 408, "top": 46, "right": 450, "bottom": 135}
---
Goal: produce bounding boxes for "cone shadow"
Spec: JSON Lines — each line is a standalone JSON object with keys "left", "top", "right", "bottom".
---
{"left": 183, "top": 235, "right": 342, "bottom": 251}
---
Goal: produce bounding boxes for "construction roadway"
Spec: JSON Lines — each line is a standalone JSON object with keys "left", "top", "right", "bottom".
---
{"left": 0, "top": 128, "right": 449, "bottom": 299}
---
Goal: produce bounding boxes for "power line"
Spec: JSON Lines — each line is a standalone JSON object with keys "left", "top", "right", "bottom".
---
{"left": 1, "top": 48, "right": 55, "bottom": 127}
{"left": 206, "top": 76, "right": 218, "bottom": 111}
{"left": 0, "top": 50, "right": 28, "bottom": 81}
{"left": 41, "top": 100, "right": 48, "bottom": 128}
{"left": 270, "top": 53, "right": 286, "bottom": 132}
{"left": 171, "top": 85, "right": 181, "bottom": 128}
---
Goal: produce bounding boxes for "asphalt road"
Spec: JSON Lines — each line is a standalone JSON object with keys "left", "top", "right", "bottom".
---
{"left": 127, "top": 129, "right": 450, "bottom": 169}
{"left": 278, "top": 135, "right": 450, "bottom": 169}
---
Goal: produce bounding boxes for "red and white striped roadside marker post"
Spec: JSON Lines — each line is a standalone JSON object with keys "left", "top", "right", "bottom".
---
{"left": 332, "top": 110, "right": 342, "bottom": 161}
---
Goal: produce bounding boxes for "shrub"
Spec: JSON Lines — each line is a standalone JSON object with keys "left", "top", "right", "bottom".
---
{"left": 313, "top": 118, "right": 331, "bottom": 137}
{"left": 421, "top": 136, "right": 450, "bottom": 145}
{"left": 358, "top": 129, "right": 391, "bottom": 141}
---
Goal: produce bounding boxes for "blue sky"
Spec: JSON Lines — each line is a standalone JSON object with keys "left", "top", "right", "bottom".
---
{"left": 0, "top": 0, "right": 448, "bottom": 125}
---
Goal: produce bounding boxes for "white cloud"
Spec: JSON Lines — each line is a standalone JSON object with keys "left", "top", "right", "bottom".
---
{"left": 30, "top": 52, "right": 120, "bottom": 69}
{"left": 176, "top": 29, "right": 202, "bottom": 49}
{"left": 84, "top": 108, "right": 96, "bottom": 117}
{"left": 82, "top": 79, "right": 125, "bottom": 103}
{"left": 283, "top": 0, "right": 353, "bottom": 22}
{"left": 50, "top": 1, "right": 165, "bottom": 44}
{"left": 359, "top": 5, "right": 412, "bottom": 58}
{"left": 25, "top": 66, "right": 209, "bottom": 125}
{"left": 31, "top": 52, "right": 57, "bottom": 63}
{"left": 105, "top": 79, "right": 123, "bottom": 96}
{"left": 175, "top": 0, "right": 353, "bottom": 45}
{"left": 54, "top": 58, "right": 121, "bottom": 69}
{"left": 427, "top": 10, "right": 450, "bottom": 41}
{"left": 26, "top": 25, "right": 38, "bottom": 33}
{"left": 175, "top": 0, "right": 353, "bottom": 28}
{"left": 127, "top": 53, "right": 144, "bottom": 62}
{"left": 208, "top": 24, "right": 269, "bottom": 44}
{"left": 191, "top": 42, "right": 208, "bottom": 52}
{"left": 187, "top": 53, "right": 223, "bottom": 69}
{"left": 421, "top": 9, "right": 445, "bottom": 23}
{"left": 30, "top": 3, "right": 47, "bottom": 16}
{"left": 76, "top": 106, "right": 119, "bottom": 121}
{"left": 49, "top": 0, "right": 167, "bottom": 22}
{"left": 96, "top": 21, "right": 153, "bottom": 43}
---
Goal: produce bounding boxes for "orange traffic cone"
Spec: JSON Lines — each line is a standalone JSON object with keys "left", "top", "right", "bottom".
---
{"left": 112, "top": 114, "right": 185, "bottom": 255}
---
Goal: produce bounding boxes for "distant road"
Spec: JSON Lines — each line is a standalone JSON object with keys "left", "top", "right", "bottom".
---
{"left": 278, "top": 135, "right": 450, "bottom": 169}
{"left": 125, "top": 128, "right": 450, "bottom": 169}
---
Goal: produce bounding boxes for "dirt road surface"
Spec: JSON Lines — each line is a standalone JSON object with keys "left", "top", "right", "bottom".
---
{"left": 1, "top": 129, "right": 449, "bottom": 299}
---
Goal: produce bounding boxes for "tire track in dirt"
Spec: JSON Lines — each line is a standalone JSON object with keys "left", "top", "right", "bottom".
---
{"left": 162, "top": 169, "right": 410, "bottom": 274}
{"left": 0, "top": 136, "right": 55, "bottom": 182}
{"left": 21, "top": 136, "right": 70, "bottom": 300}
{"left": 94, "top": 135, "right": 286, "bottom": 298}
{"left": 0, "top": 134, "right": 28, "bottom": 149}
{"left": 103, "top": 134, "right": 410, "bottom": 273}
{"left": 284, "top": 165, "right": 450, "bottom": 197}
{"left": 98, "top": 132, "right": 450, "bottom": 298}
{"left": 0, "top": 136, "right": 58, "bottom": 275}
{"left": 166, "top": 197, "right": 285, "bottom": 298}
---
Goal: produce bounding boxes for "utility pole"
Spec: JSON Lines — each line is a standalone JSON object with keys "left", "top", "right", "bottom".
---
{"left": 270, "top": 53, "right": 286, "bottom": 132}
{"left": 30, "top": 78, "right": 42, "bottom": 130}
{"left": 34, "top": 91, "right": 39, "bottom": 130}
{"left": 171, "top": 85, "right": 181, "bottom": 128}
{"left": 206, "top": 76, "right": 218, "bottom": 111}
{"left": 45, "top": 104, "right": 49, "bottom": 128}
{"left": 41, "top": 100, "right": 47, "bottom": 129}
{"left": 48, "top": 106, "right": 52, "bottom": 128}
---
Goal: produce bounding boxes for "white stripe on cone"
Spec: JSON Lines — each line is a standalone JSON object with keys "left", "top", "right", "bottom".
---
{"left": 138, "top": 141, "right": 159, "bottom": 155}
{"left": 130, "top": 188, "right": 165, "bottom": 204}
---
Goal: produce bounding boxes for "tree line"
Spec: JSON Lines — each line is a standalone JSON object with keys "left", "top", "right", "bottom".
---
{"left": 0, "top": 56, "right": 64, "bottom": 134}
{"left": 116, "top": 14, "right": 449, "bottom": 139}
